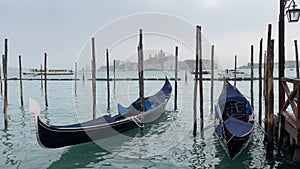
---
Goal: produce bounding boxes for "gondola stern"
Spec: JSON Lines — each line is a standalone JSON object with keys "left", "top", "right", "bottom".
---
{"left": 29, "top": 98, "right": 53, "bottom": 149}
{"left": 29, "top": 97, "right": 41, "bottom": 123}
{"left": 35, "top": 116, "right": 50, "bottom": 149}
{"left": 162, "top": 76, "right": 172, "bottom": 96}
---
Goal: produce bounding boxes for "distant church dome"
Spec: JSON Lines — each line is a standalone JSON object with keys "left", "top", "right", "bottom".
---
{"left": 158, "top": 49, "right": 165, "bottom": 58}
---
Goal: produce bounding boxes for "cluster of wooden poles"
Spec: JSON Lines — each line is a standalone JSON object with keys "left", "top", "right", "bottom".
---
{"left": 1, "top": 29, "right": 178, "bottom": 129}
{"left": 88, "top": 29, "right": 180, "bottom": 132}
{"left": 1, "top": 37, "right": 61, "bottom": 129}
{"left": 2, "top": 23, "right": 299, "bottom": 148}
{"left": 191, "top": 22, "right": 299, "bottom": 149}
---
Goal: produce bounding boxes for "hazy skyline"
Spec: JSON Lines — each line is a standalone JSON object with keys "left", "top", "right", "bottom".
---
{"left": 0, "top": 0, "right": 299, "bottom": 69}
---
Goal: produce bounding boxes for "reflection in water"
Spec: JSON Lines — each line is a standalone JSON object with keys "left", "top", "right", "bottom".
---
{"left": 189, "top": 136, "right": 220, "bottom": 168}
{"left": 1, "top": 129, "right": 21, "bottom": 168}
{"left": 47, "top": 109, "right": 178, "bottom": 168}
{"left": 48, "top": 142, "right": 109, "bottom": 169}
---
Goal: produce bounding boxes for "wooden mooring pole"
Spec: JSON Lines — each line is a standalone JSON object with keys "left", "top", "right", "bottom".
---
{"left": 266, "top": 39, "right": 275, "bottom": 153}
{"left": 174, "top": 46, "right": 178, "bottom": 111}
{"left": 0, "top": 58, "right": 2, "bottom": 96}
{"left": 265, "top": 24, "right": 274, "bottom": 153}
{"left": 234, "top": 55, "right": 237, "bottom": 87}
{"left": 258, "top": 38, "right": 263, "bottom": 125}
{"left": 250, "top": 45, "right": 254, "bottom": 109}
{"left": 91, "top": 38, "right": 96, "bottom": 120}
{"left": 113, "top": 60, "right": 116, "bottom": 92}
{"left": 40, "top": 64, "right": 43, "bottom": 89}
{"left": 138, "top": 29, "right": 144, "bottom": 132}
{"left": 3, "top": 39, "right": 8, "bottom": 128}
{"left": 44, "top": 53, "right": 48, "bottom": 107}
{"left": 185, "top": 68, "right": 187, "bottom": 82}
{"left": 210, "top": 45, "right": 215, "bottom": 113}
{"left": 265, "top": 25, "right": 272, "bottom": 125}
{"left": 198, "top": 26, "right": 204, "bottom": 132}
{"left": 106, "top": 49, "right": 110, "bottom": 110}
{"left": 82, "top": 67, "right": 85, "bottom": 81}
{"left": 295, "top": 40, "right": 299, "bottom": 79}
{"left": 74, "top": 62, "right": 77, "bottom": 96}
{"left": 193, "top": 26, "right": 199, "bottom": 136}
{"left": 19, "top": 55, "right": 24, "bottom": 107}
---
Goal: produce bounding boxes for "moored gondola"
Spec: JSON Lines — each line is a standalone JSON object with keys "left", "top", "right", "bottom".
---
{"left": 214, "top": 80, "right": 254, "bottom": 159}
{"left": 30, "top": 77, "right": 172, "bottom": 149}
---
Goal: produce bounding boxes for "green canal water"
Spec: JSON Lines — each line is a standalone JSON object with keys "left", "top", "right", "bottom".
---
{"left": 0, "top": 68, "right": 298, "bottom": 168}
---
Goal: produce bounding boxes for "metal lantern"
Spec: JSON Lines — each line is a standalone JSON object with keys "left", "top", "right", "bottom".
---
{"left": 286, "top": 7, "right": 300, "bottom": 22}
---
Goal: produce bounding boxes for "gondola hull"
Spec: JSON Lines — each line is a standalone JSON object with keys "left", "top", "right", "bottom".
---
{"left": 224, "top": 128, "right": 253, "bottom": 159}
{"left": 215, "top": 119, "right": 254, "bottom": 159}
{"left": 33, "top": 78, "right": 172, "bottom": 149}
{"left": 37, "top": 117, "right": 136, "bottom": 148}
{"left": 214, "top": 80, "right": 254, "bottom": 159}
{"left": 37, "top": 101, "right": 168, "bottom": 148}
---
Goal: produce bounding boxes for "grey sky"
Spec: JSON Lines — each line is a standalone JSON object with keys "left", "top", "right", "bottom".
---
{"left": 0, "top": 0, "right": 299, "bottom": 69}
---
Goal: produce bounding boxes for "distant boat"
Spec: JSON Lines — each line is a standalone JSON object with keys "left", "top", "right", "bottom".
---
{"left": 23, "top": 69, "right": 73, "bottom": 76}
{"left": 190, "top": 70, "right": 211, "bottom": 75}
{"left": 214, "top": 80, "right": 254, "bottom": 159}
{"left": 218, "top": 69, "right": 248, "bottom": 79}
{"left": 30, "top": 77, "right": 172, "bottom": 148}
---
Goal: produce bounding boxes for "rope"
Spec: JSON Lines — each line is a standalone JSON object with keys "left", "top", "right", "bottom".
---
{"left": 226, "top": 135, "right": 234, "bottom": 144}
{"left": 130, "top": 117, "right": 144, "bottom": 128}
{"left": 202, "top": 124, "right": 215, "bottom": 131}
{"left": 254, "top": 121, "right": 268, "bottom": 135}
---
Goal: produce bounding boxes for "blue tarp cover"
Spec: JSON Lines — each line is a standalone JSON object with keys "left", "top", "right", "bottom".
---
{"left": 215, "top": 124, "right": 223, "bottom": 137}
{"left": 218, "top": 81, "right": 247, "bottom": 105}
{"left": 161, "top": 77, "right": 172, "bottom": 95}
{"left": 224, "top": 117, "right": 254, "bottom": 137}
{"left": 118, "top": 104, "right": 129, "bottom": 115}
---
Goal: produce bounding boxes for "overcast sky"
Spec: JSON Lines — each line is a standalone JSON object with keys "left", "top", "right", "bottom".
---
{"left": 0, "top": 0, "right": 299, "bottom": 69}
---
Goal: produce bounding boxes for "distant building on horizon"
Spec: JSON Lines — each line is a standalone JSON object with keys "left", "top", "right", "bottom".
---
{"left": 184, "top": 59, "right": 219, "bottom": 73}
{"left": 98, "top": 49, "right": 219, "bottom": 72}
{"left": 238, "top": 60, "right": 299, "bottom": 69}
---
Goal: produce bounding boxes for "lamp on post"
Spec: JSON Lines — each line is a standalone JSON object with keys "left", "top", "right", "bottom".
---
{"left": 278, "top": 0, "right": 300, "bottom": 145}
{"left": 286, "top": 0, "right": 300, "bottom": 22}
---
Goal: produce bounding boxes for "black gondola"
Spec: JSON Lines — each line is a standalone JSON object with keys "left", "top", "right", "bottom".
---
{"left": 30, "top": 78, "right": 172, "bottom": 149}
{"left": 214, "top": 80, "right": 254, "bottom": 159}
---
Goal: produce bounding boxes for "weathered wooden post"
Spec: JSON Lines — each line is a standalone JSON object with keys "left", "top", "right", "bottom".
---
{"left": 258, "top": 38, "right": 263, "bottom": 125}
{"left": 19, "top": 55, "right": 24, "bottom": 106}
{"left": 106, "top": 49, "right": 110, "bottom": 110}
{"left": 185, "top": 68, "right": 187, "bottom": 82}
{"left": 295, "top": 40, "right": 299, "bottom": 79}
{"left": 44, "top": 53, "right": 48, "bottom": 107}
{"left": 250, "top": 45, "right": 254, "bottom": 109}
{"left": 210, "top": 45, "right": 215, "bottom": 114}
{"left": 266, "top": 39, "right": 275, "bottom": 153}
{"left": 82, "top": 67, "right": 85, "bottom": 81}
{"left": 40, "top": 64, "right": 43, "bottom": 89}
{"left": 278, "top": 2, "right": 286, "bottom": 149}
{"left": 174, "top": 46, "right": 178, "bottom": 110}
{"left": 198, "top": 26, "right": 204, "bottom": 132}
{"left": 74, "top": 62, "right": 77, "bottom": 96}
{"left": 3, "top": 39, "right": 8, "bottom": 128}
{"left": 265, "top": 24, "right": 274, "bottom": 154}
{"left": 265, "top": 24, "right": 272, "bottom": 129}
{"left": 193, "top": 26, "right": 199, "bottom": 136}
{"left": 113, "top": 60, "right": 116, "bottom": 92}
{"left": 234, "top": 55, "right": 237, "bottom": 87}
{"left": 91, "top": 38, "right": 96, "bottom": 119}
{"left": 0, "top": 58, "right": 2, "bottom": 96}
{"left": 138, "top": 29, "right": 145, "bottom": 131}
{"left": 264, "top": 50, "right": 268, "bottom": 125}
